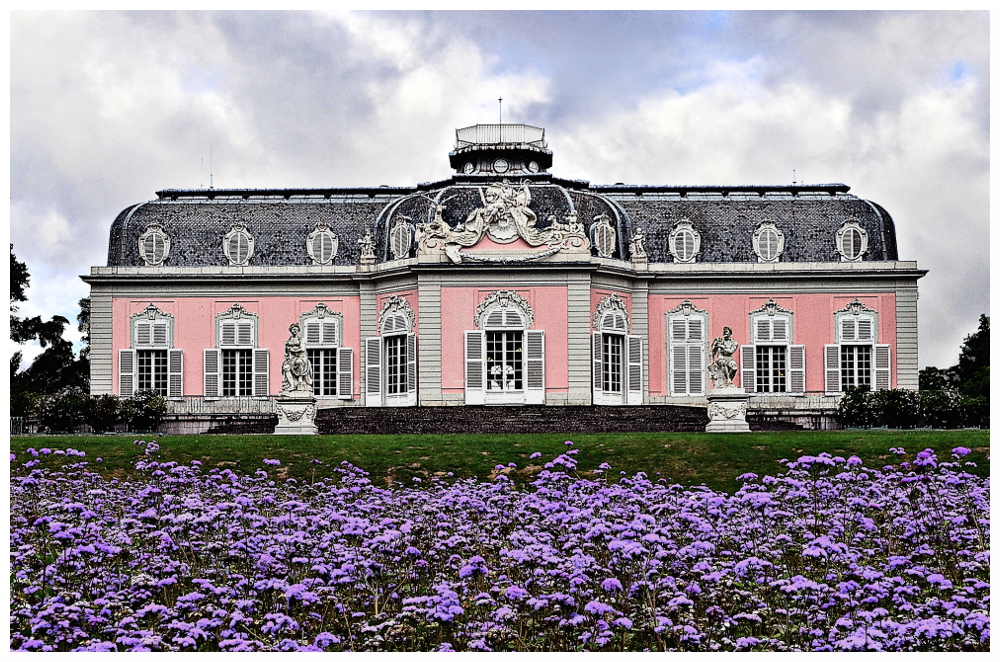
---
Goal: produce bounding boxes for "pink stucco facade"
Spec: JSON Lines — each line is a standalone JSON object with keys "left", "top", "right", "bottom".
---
{"left": 112, "top": 296, "right": 362, "bottom": 397}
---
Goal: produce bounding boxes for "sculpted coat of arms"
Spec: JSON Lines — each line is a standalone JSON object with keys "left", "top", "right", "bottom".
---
{"left": 413, "top": 182, "right": 590, "bottom": 263}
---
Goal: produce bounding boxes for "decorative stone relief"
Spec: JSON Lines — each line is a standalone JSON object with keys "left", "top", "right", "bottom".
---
{"left": 592, "top": 293, "right": 629, "bottom": 332}
{"left": 131, "top": 303, "right": 174, "bottom": 323}
{"left": 666, "top": 300, "right": 707, "bottom": 317}
{"left": 668, "top": 219, "right": 701, "bottom": 263}
{"left": 129, "top": 304, "right": 174, "bottom": 348}
{"left": 590, "top": 213, "right": 617, "bottom": 258}
{"left": 474, "top": 290, "right": 534, "bottom": 329}
{"left": 138, "top": 224, "right": 171, "bottom": 266}
{"left": 378, "top": 295, "right": 416, "bottom": 333}
{"left": 223, "top": 223, "right": 255, "bottom": 266}
{"left": 750, "top": 298, "right": 793, "bottom": 317}
{"left": 752, "top": 220, "right": 784, "bottom": 263}
{"left": 708, "top": 400, "right": 747, "bottom": 420}
{"left": 835, "top": 219, "right": 868, "bottom": 262}
{"left": 835, "top": 298, "right": 876, "bottom": 316}
{"left": 307, "top": 223, "right": 339, "bottom": 265}
{"left": 414, "top": 182, "right": 589, "bottom": 264}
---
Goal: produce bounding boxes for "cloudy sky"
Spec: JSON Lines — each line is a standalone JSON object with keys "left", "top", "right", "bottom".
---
{"left": 9, "top": 10, "right": 989, "bottom": 371}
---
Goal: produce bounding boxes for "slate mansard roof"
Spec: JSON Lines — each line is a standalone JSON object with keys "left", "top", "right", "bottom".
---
{"left": 106, "top": 126, "right": 899, "bottom": 267}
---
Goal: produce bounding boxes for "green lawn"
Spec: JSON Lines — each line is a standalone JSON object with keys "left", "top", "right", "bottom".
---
{"left": 10, "top": 429, "right": 989, "bottom": 493}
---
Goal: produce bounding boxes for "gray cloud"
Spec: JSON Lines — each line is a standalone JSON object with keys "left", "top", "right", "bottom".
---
{"left": 10, "top": 10, "right": 988, "bottom": 370}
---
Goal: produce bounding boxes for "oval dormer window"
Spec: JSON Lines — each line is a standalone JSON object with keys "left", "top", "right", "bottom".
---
{"left": 835, "top": 219, "right": 868, "bottom": 262}
{"left": 138, "top": 224, "right": 170, "bottom": 266}
{"left": 223, "top": 224, "right": 254, "bottom": 266}
{"left": 307, "top": 223, "right": 339, "bottom": 265}
{"left": 753, "top": 220, "right": 784, "bottom": 263}
{"left": 668, "top": 219, "right": 701, "bottom": 264}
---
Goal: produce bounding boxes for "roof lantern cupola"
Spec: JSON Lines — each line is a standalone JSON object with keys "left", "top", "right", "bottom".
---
{"left": 449, "top": 124, "right": 553, "bottom": 178}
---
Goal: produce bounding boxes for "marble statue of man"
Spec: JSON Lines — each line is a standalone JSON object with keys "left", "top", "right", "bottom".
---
{"left": 708, "top": 326, "right": 739, "bottom": 389}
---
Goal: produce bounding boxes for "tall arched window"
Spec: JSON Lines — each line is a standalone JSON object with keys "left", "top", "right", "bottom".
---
{"left": 592, "top": 293, "right": 643, "bottom": 405}
{"left": 465, "top": 291, "right": 544, "bottom": 405}
{"left": 365, "top": 296, "right": 416, "bottom": 407}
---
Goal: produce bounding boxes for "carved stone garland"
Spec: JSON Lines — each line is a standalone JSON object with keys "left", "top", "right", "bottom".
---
{"left": 835, "top": 298, "right": 876, "bottom": 317}
{"left": 378, "top": 295, "right": 416, "bottom": 333}
{"left": 592, "top": 293, "right": 629, "bottom": 332}
{"left": 666, "top": 300, "right": 707, "bottom": 317}
{"left": 474, "top": 290, "right": 534, "bottom": 329}
{"left": 750, "top": 298, "right": 793, "bottom": 317}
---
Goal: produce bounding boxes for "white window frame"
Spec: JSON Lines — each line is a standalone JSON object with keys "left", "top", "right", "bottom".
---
{"left": 223, "top": 224, "right": 255, "bottom": 266}
{"left": 668, "top": 219, "right": 701, "bottom": 264}
{"left": 466, "top": 290, "right": 544, "bottom": 405}
{"left": 826, "top": 300, "right": 889, "bottom": 393}
{"left": 667, "top": 303, "right": 707, "bottom": 397}
{"left": 138, "top": 224, "right": 171, "bottom": 266}
{"left": 743, "top": 299, "right": 804, "bottom": 395}
{"left": 367, "top": 296, "right": 417, "bottom": 407}
{"left": 592, "top": 294, "right": 643, "bottom": 406}
{"left": 122, "top": 304, "right": 182, "bottom": 399}
{"left": 205, "top": 304, "right": 268, "bottom": 400}
{"left": 301, "top": 305, "right": 345, "bottom": 399}
{"left": 753, "top": 220, "right": 785, "bottom": 263}
{"left": 307, "top": 223, "right": 339, "bottom": 266}
{"left": 835, "top": 219, "right": 869, "bottom": 262}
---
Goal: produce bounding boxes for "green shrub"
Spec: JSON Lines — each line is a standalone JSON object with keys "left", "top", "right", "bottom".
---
{"left": 959, "top": 396, "right": 989, "bottom": 428}
{"left": 86, "top": 394, "right": 121, "bottom": 433}
{"left": 870, "top": 388, "right": 921, "bottom": 428}
{"left": 919, "top": 390, "right": 964, "bottom": 429}
{"left": 836, "top": 386, "right": 873, "bottom": 427}
{"left": 130, "top": 390, "right": 167, "bottom": 432}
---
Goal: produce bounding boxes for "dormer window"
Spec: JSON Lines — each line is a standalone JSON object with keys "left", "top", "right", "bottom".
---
{"left": 138, "top": 224, "right": 170, "bottom": 266}
{"left": 753, "top": 221, "right": 784, "bottom": 263}
{"left": 223, "top": 224, "right": 254, "bottom": 266}
{"left": 668, "top": 219, "right": 701, "bottom": 263}
{"left": 836, "top": 219, "right": 868, "bottom": 262}
{"left": 307, "top": 223, "right": 339, "bottom": 265}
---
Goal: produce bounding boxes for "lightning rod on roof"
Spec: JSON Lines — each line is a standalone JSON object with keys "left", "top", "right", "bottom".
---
{"left": 792, "top": 167, "right": 797, "bottom": 186}
{"left": 210, "top": 145, "right": 214, "bottom": 189}
{"left": 498, "top": 96, "right": 503, "bottom": 142}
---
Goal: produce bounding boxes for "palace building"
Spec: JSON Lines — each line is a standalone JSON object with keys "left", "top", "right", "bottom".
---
{"left": 84, "top": 123, "right": 925, "bottom": 430}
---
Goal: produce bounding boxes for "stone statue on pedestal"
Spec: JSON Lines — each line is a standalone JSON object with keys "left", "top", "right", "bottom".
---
{"left": 705, "top": 326, "right": 750, "bottom": 433}
{"left": 274, "top": 322, "right": 318, "bottom": 435}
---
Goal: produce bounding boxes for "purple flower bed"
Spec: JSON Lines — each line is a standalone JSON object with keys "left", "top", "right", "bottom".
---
{"left": 9, "top": 442, "right": 989, "bottom": 651}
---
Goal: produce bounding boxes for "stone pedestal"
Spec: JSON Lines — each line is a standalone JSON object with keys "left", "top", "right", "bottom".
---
{"left": 274, "top": 395, "right": 318, "bottom": 435}
{"left": 705, "top": 387, "right": 751, "bottom": 433}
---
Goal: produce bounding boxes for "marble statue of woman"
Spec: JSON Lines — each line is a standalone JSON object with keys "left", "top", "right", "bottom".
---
{"left": 281, "top": 323, "right": 313, "bottom": 395}
{"left": 708, "top": 326, "right": 739, "bottom": 389}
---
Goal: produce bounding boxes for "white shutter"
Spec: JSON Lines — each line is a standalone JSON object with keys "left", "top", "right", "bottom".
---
{"left": 204, "top": 349, "right": 221, "bottom": 399}
{"left": 756, "top": 318, "right": 771, "bottom": 343}
{"left": 167, "top": 349, "right": 184, "bottom": 399}
{"left": 840, "top": 318, "right": 857, "bottom": 342}
{"left": 238, "top": 322, "right": 254, "bottom": 347}
{"left": 220, "top": 321, "right": 236, "bottom": 347}
{"left": 669, "top": 341, "right": 687, "bottom": 395}
{"left": 772, "top": 318, "right": 788, "bottom": 343}
{"left": 119, "top": 349, "right": 136, "bottom": 397}
{"left": 874, "top": 345, "right": 891, "bottom": 391}
{"left": 740, "top": 344, "right": 756, "bottom": 393}
{"left": 135, "top": 321, "right": 151, "bottom": 347}
{"left": 305, "top": 320, "right": 321, "bottom": 345}
{"left": 592, "top": 331, "right": 604, "bottom": 404}
{"left": 464, "top": 331, "right": 485, "bottom": 405}
{"left": 252, "top": 349, "right": 269, "bottom": 397}
{"left": 338, "top": 347, "right": 354, "bottom": 400}
{"left": 152, "top": 322, "right": 169, "bottom": 347}
{"left": 365, "top": 337, "right": 382, "bottom": 407}
{"left": 404, "top": 333, "right": 418, "bottom": 406}
{"left": 689, "top": 344, "right": 705, "bottom": 395}
{"left": 525, "top": 330, "right": 545, "bottom": 405}
{"left": 825, "top": 345, "right": 841, "bottom": 393}
{"left": 857, "top": 317, "right": 874, "bottom": 342}
{"left": 627, "top": 335, "right": 643, "bottom": 405}
{"left": 322, "top": 320, "right": 339, "bottom": 346}
{"left": 789, "top": 345, "right": 805, "bottom": 394}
